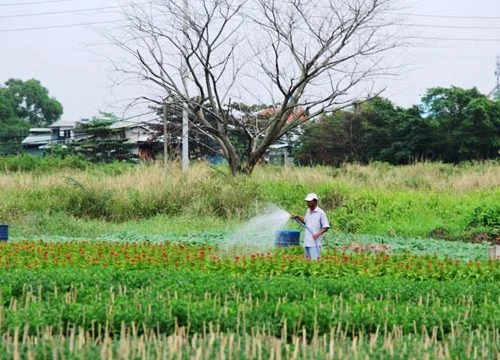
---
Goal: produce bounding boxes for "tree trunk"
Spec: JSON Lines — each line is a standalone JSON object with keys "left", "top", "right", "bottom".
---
{"left": 220, "top": 137, "right": 241, "bottom": 176}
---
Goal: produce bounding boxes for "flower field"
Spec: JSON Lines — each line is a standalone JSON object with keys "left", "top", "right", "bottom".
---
{"left": 0, "top": 241, "right": 498, "bottom": 359}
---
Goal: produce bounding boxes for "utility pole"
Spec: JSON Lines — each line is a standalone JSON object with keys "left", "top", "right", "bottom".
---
{"left": 489, "top": 56, "right": 500, "bottom": 100}
{"left": 182, "top": 102, "right": 189, "bottom": 171}
{"left": 163, "top": 102, "right": 168, "bottom": 175}
{"left": 181, "top": 0, "right": 189, "bottom": 172}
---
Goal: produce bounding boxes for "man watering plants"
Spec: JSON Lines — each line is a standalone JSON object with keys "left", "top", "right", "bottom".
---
{"left": 291, "top": 193, "right": 330, "bottom": 261}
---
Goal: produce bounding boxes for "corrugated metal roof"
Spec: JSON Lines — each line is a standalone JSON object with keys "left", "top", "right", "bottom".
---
{"left": 50, "top": 119, "right": 80, "bottom": 128}
{"left": 22, "top": 134, "right": 52, "bottom": 145}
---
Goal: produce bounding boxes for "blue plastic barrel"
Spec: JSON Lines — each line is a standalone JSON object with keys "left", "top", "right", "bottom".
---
{"left": 0, "top": 225, "right": 8, "bottom": 241}
{"left": 275, "top": 230, "right": 300, "bottom": 247}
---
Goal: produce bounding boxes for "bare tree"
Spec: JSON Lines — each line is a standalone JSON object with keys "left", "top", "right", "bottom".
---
{"left": 111, "top": 0, "right": 403, "bottom": 175}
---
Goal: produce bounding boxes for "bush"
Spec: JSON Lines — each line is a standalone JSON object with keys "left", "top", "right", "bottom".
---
{"left": 467, "top": 203, "right": 500, "bottom": 228}
{"left": 0, "top": 154, "right": 90, "bottom": 172}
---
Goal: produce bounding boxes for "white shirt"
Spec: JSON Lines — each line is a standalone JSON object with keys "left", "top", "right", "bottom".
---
{"left": 303, "top": 206, "right": 330, "bottom": 247}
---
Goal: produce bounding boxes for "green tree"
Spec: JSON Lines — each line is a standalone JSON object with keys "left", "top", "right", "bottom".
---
{"left": 360, "top": 99, "right": 435, "bottom": 164}
{"left": 1, "top": 79, "right": 63, "bottom": 127}
{"left": 69, "top": 113, "right": 136, "bottom": 163}
{"left": 0, "top": 79, "right": 63, "bottom": 154}
{"left": 421, "top": 87, "right": 500, "bottom": 162}
{"left": 293, "top": 111, "right": 347, "bottom": 166}
{"left": 294, "top": 97, "right": 427, "bottom": 165}
{"left": 295, "top": 89, "right": 500, "bottom": 166}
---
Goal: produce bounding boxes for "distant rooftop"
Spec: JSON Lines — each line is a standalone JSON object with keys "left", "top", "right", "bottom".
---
{"left": 50, "top": 119, "right": 81, "bottom": 128}
{"left": 28, "top": 128, "right": 51, "bottom": 133}
{"left": 22, "top": 133, "right": 51, "bottom": 145}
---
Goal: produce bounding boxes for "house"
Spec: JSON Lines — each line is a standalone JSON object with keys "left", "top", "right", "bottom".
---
{"left": 21, "top": 117, "right": 159, "bottom": 161}
{"left": 108, "top": 120, "right": 159, "bottom": 160}
{"left": 21, "top": 119, "right": 84, "bottom": 155}
{"left": 258, "top": 106, "right": 306, "bottom": 165}
{"left": 49, "top": 119, "right": 83, "bottom": 143}
{"left": 266, "top": 141, "right": 293, "bottom": 166}
{"left": 21, "top": 128, "right": 51, "bottom": 155}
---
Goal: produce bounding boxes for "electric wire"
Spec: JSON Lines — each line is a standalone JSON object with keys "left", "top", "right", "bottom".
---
{"left": 0, "top": 0, "right": 90, "bottom": 6}
{"left": 265, "top": 0, "right": 500, "bottom": 20}
{"left": 405, "top": 23, "right": 500, "bottom": 31}
{"left": 0, "top": 19, "right": 127, "bottom": 33}
{"left": 0, "top": 2, "right": 150, "bottom": 19}
{"left": 0, "top": 5, "right": 125, "bottom": 19}
{"left": 0, "top": 1, "right": 499, "bottom": 43}
{"left": 1, "top": 1, "right": 499, "bottom": 137}
{"left": 389, "top": 12, "right": 500, "bottom": 20}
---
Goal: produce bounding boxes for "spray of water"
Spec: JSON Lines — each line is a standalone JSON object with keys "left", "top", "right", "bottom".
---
{"left": 219, "top": 205, "right": 292, "bottom": 257}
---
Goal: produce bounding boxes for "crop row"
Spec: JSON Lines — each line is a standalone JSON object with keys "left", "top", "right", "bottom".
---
{"left": 0, "top": 269, "right": 498, "bottom": 338}
{"left": 1, "top": 242, "right": 499, "bottom": 281}
{"left": 0, "top": 240, "right": 498, "bottom": 358}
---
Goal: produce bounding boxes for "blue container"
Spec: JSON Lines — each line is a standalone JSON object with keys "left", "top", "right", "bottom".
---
{"left": 0, "top": 225, "right": 8, "bottom": 241}
{"left": 275, "top": 230, "right": 300, "bottom": 247}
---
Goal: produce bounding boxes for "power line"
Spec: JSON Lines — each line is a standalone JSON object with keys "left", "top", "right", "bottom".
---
{"left": 412, "top": 36, "right": 500, "bottom": 43}
{"left": 406, "top": 23, "right": 500, "bottom": 31}
{"left": 263, "top": 0, "right": 500, "bottom": 20}
{"left": 0, "top": 2, "right": 150, "bottom": 19}
{"left": 0, "top": 19, "right": 126, "bottom": 32}
{"left": 0, "top": 2, "right": 499, "bottom": 39}
{"left": 3, "top": 4, "right": 499, "bottom": 25}
{"left": 0, "top": 0, "right": 90, "bottom": 6}
{"left": 3, "top": 20, "right": 500, "bottom": 43}
{"left": 390, "top": 12, "right": 500, "bottom": 20}
{"left": 0, "top": 5, "right": 123, "bottom": 19}
{"left": 267, "top": 0, "right": 500, "bottom": 20}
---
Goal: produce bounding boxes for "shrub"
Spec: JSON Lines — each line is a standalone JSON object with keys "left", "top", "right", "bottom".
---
{"left": 467, "top": 203, "right": 500, "bottom": 229}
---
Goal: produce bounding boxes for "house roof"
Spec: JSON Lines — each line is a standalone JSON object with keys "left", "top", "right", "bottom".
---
{"left": 269, "top": 143, "right": 290, "bottom": 150}
{"left": 22, "top": 133, "right": 52, "bottom": 146}
{"left": 28, "top": 128, "right": 51, "bottom": 133}
{"left": 127, "top": 135, "right": 151, "bottom": 143}
{"left": 109, "top": 120, "right": 151, "bottom": 130}
{"left": 50, "top": 119, "right": 80, "bottom": 129}
{"left": 258, "top": 106, "right": 307, "bottom": 123}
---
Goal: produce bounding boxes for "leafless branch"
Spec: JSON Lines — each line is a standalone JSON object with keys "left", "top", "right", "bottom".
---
{"left": 108, "top": 0, "right": 406, "bottom": 174}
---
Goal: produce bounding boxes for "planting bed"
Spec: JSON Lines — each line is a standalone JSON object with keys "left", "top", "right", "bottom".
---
{"left": 0, "top": 241, "right": 498, "bottom": 359}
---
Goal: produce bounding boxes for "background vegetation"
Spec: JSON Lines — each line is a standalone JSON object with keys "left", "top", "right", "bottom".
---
{"left": 295, "top": 87, "right": 500, "bottom": 165}
{"left": 1, "top": 81, "right": 498, "bottom": 169}
{"left": 0, "top": 79, "right": 63, "bottom": 155}
{"left": 0, "top": 157, "right": 498, "bottom": 244}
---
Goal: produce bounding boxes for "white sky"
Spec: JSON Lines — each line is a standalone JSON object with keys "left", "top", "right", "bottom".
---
{"left": 1, "top": 0, "right": 499, "bottom": 122}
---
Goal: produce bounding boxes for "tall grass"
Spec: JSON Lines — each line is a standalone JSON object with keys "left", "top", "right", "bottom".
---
{"left": 252, "top": 161, "right": 500, "bottom": 193}
{"left": 0, "top": 160, "right": 498, "bottom": 241}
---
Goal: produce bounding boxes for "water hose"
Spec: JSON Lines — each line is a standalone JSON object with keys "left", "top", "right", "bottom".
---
{"left": 291, "top": 216, "right": 315, "bottom": 235}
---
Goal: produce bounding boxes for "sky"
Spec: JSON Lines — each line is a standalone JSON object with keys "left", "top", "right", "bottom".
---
{"left": 1, "top": 0, "right": 499, "bottom": 122}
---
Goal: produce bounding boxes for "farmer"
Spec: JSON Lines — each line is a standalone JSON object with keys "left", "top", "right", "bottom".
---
{"left": 291, "top": 193, "right": 330, "bottom": 261}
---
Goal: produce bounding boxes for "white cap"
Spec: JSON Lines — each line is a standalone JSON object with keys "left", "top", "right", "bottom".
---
{"left": 304, "top": 193, "right": 318, "bottom": 201}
